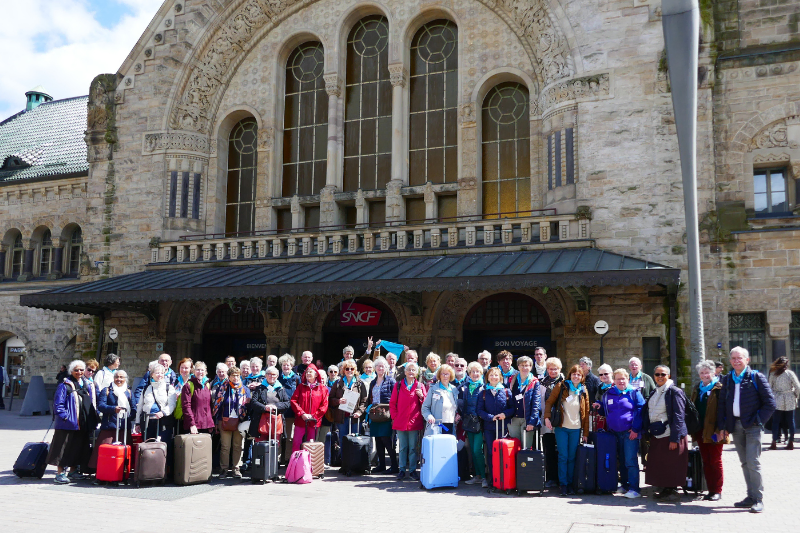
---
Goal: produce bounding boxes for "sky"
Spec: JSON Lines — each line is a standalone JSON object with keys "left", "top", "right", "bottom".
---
{"left": 0, "top": 0, "right": 164, "bottom": 120}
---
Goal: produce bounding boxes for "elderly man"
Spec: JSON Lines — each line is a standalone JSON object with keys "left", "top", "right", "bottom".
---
{"left": 579, "top": 357, "right": 601, "bottom": 405}
{"left": 717, "top": 347, "right": 776, "bottom": 513}
{"left": 266, "top": 354, "right": 278, "bottom": 368}
{"left": 477, "top": 350, "right": 492, "bottom": 372}
{"left": 132, "top": 353, "right": 177, "bottom": 412}
{"left": 628, "top": 357, "right": 656, "bottom": 398}
{"left": 453, "top": 358, "right": 468, "bottom": 387}
{"left": 533, "top": 347, "right": 548, "bottom": 379}
{"left": 395, "top": 349, "right": 420, "bottom": 381}
{"left": 340, "top": 337, "right": 375, "bottom": 373}
{"left": 445, "top": 353, "right": 458, "bottom": 367}
{"left": 94, "top": 353, "right": 121, "bottom": 392}
{"left": 294, "top": 351, "right": 314, "bottom": 375}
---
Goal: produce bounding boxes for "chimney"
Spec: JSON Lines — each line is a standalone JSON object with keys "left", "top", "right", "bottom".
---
{"left": 25, "top": 86, "right": 53, "bottom": 111}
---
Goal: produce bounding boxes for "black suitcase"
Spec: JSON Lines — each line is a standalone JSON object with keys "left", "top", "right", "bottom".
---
{"left": 542, "top": 432, "right": 559, "bottom": 484}
{"left": 683, "top": 446, "right": 706, "bottom": 493}
{"left": 457, "top": 440, "right": 471, "bottom": 482}
{"left": 341, "top": 418, "right": 370, "bottom": 476}
{"left": 573, "top": 442, "right": 597, "bottom": 494}
{"left": 14, "top": 442, "right": 49, "bottom": 478}
{"left": 251, "top": 405, "right": 280, "bottom": 484}
{"left": 516, "top": 429, "right": 545, "bottom": 495}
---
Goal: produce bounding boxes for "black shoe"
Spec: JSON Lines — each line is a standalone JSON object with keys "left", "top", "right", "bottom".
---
{"left": 566, "top": 485, "right": 575, "bottom": 496}
{"left": 560, "top": 485, "right": 568, "bottom": 497}
{"left": 396, "top": 471, "right": 406, "bottom": 481}
{"left": 387, "top": 467, "right": 400, "bottom": 475}
{"left": 750, "top": 501, "right": 764, "bottom": 513}
{"left": 734, "top": 497, "right": 756, "bottom": 508}
{"left": 371, "top": 467, "right": 388, "bottom": 474}
{"left": 337, "top": 467, "right": 347, "bottom": 475}
{"left": 409, "top": 471, "right": 420, "bottom": 481}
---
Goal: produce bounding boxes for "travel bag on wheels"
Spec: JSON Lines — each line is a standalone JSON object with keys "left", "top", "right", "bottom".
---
{"left": 173, "top": 432, "right": 212, "bottom": 485}
{"left": 341, "top": 418, "right": 371, "bottom": 476}
{"left": 134, "top": 416, "right": 167, "bottom": 487}
{"left": 420, "top": 422, "right": 459, "bottom": 490}
{"left": 516, "top": 428, "right": 545, "bottom": 496}
{"left": 13, "top": 423, "right": 52, "bottom": 479}
{"left": 251, "top": 405, "right": 280, "bottom": 484}
{"left": 595, "top": 430, "right": 618, "bottom": 493}
{"left": 573, "top": 442, "right": 597, "bottom": 494}
{"left": 682, "top": 446, "right": 706, "bottom": 494}
{"left": 490, "top": 419, "right": 521, "bottom": 494}
{"left": 302, "top": 419, "right": 325, "bottom": 479}
{"left": 96, "top": 412, "right": 131, "bottom": 484}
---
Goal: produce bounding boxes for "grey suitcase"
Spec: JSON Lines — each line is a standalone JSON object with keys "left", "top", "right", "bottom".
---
{"left": 173, "top": 433, "right": 212, "bottom": 485}
{"left": 251, "top": 405, "right": 280, "bottom": 484}
{"left": 134, "top": 416, "right": 167, "bottom": 487}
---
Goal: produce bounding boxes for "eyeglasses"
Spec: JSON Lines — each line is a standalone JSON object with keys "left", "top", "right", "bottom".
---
{"left": 653, "top": 373, "right": 668, "bottom": 377}
{"left": 85, "top": 368, "right": 95, "bottom": 373}
{"left": 599, "top": 373, "right": 610, "bottom": 376}
{"left": 74, "top": 368, "right": 85, "bottom": 373}
{"left": 454, "top": 364, "right": 465, "bottom": 368}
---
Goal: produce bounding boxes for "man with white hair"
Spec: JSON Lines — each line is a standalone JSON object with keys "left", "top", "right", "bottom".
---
{"left": 477, "top": 350, "right": 492, "bottom": 371}
{"left": 132, "top": 353, "right": 177, "bottom": 410}
{"left": 266, "top": 354, "right": 278, "bottom": 368}
{"left": 579, "top": 356, "right": 601, "bottom": 405}
{"left": 716, "top": 347, "right": 776, "bottom": 513}
{"left": 628, "top": 357, "right": 655, "bottom": 398}
{"left": 294, "top": 350, "right": 314, "bottom": 376}
{"left": 453, "top": 358, "right": 468, "bottom": 387}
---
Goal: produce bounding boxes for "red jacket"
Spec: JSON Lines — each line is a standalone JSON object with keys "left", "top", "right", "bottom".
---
{"left": 291, "top": 382, "right": 329, "bottom": 428}
{"left": 390, "top": 379, "right": 425, "bottom": 431}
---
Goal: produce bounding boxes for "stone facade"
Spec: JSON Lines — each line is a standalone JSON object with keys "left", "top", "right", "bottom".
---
{"left": 2, "top": 0, "right": 800, "bottom": 384}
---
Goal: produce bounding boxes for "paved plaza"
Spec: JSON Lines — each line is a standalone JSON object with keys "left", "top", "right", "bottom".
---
{"left": 1, "top": 403, "right": 798, "bottom": 532}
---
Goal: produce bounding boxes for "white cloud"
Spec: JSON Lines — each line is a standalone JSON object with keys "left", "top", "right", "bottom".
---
{"left": 0, "top": 0, "right": 164, "bottom": 120}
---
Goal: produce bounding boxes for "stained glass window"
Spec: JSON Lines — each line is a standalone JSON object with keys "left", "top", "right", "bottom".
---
{"left": 409, "top": 20, "right": 458, "bottom": 186}
{"left": 283, "top": 42, "right": 328, "bottom": 197}
{"left": 481, "top": 82, "right": 531, "bottom": 218}
{"left": 343, "top": 15, "right": 392, "bottom": 192}
{"left": 226, "top": 118, "right": 258, "bottom": 235}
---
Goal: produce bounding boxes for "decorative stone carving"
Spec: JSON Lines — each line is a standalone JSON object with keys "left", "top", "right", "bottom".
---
{"left": 324, "top": 74, "right": 342, "bottom": 97}
{"left": 388, "top": 65, "right": 408, "bottom": 88}
{"left": 257, "top": 126, "right": 274, "bottom": 150}
{"left": 143, "top": 132, "right": 211, "bottom": 154}
{"left": 752, "top": 152, "right": 790, "bottom": 165}
{"left": 459, "top": 102, "right": 475, "bottom": 126}
{"left": 540, "top": 73, "right": 610, "bottom": 112}
{"left": 439, "top": 291, "right": 470, "bottom": 330}
{"left": 750, "top": 118, "right": 798, "bottom": 150}
{"left": 178, "top": 302, "right": 202, "bottom": 332}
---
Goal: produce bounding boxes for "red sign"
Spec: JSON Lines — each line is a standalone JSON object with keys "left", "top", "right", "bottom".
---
{"left": 340, "top": 303, "right": 382, "bottom": 327}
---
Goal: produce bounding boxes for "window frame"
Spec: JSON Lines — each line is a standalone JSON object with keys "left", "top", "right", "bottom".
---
{"left": 38, "top": 229, "right": 53, "bottom": 277}
{"left": 753, "top": 167, "right": 790, "bottom": 217}
{"left": 67, "top": 228, "right": 83, "bottom": 276}
{"left": 225, "top": 118, "right": 259, "bottom": 236}
{"left": 11, "top": 234, "right": 24, "bottom": 278}
{"left": 728, "top": 313, "right": 767, "bottom": 372}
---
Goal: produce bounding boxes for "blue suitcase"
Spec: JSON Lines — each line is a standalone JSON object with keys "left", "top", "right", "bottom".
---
{"left": 14, "top": 442, "right": 49, "bottom": 478}
{"left": 419, "top": 432, "right": 459, "bottom": 490}
{"left": 595, "top": 431, "right": 617, "bottom": 493}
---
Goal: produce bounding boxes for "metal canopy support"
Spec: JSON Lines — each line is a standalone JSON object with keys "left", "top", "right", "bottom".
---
{"left": 564, "top": 286, "right": 590, "bottom": 312}
{"left": 662, "top": 0, "right": 706, "bottom": 371}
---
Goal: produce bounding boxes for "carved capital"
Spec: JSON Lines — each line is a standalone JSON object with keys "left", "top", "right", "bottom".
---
{"left": 324, "top": 74, "right": 342, "bottom": 97}
{"left": 388, "top": 65, "right": 408, "bottom": 88}
{"left": 143, "top": 131, "right": 211, "bottom": 154}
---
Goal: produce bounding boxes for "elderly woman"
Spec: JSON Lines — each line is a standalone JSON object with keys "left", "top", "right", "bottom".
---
{"left": 628, "top": 357, "right": 656, "bottom": 398}
{"left": 641, "top": 365, "right": 689, "bottom": 501}
{"left": 690, "top": 359, "right": 728, "bottom": 501}
{"left": 768, "top": 356, "right": 800, "bottom": 450}
{"left": 239, "top": 360, "right": 251, "bottom": 382}
{"left": 508, "top": 356, "right": 541, "bottom": 446}
{"left": 596, "top": 364, "right": 615, "bottom": 397}
{"left": 390, "top": 361, "right": 425, "bottom": 481}
{"left": 385, "top": 352, "right": 398, "bottom": 378}
{"left": 83, "top": 358, "right": 100, "bottom": 411}
{"left": 329, "top": 359, "right": 369, "bottom": 463}
{"left": 278, "top": 354, "right": 301, "bottom": 464}
{"left": 395, "top": 349, "right": 420, "bottom": 382}
{"left": 459, "top": 361, "right": 487, "bottom": 486}
{"left": 544, "top": 365, "right": 590, "bottom": 496}
{"left": 211, "top": 362, "right": 228, "bottom": 390}
{"left": 210, "top": 362, "right": 229, "bottom": 473}
{"left": 181, "top": 361, "right": 213, "bottom": 434}
{"left": 48, "top": 360, "right": 98, "bottom": 484}
{"left": 89, "top": 370, "right": 132, "bottom": 472}
{"left": 326, "top": 365, "right": 339, "bottom": 387}
{"left": 173, "top": 357, "right": 193, "bottom": 435}
{"left": 420, "top": 352, "right": 441, "bottom": 387}
{"left": 422, "top": 364, "right": 459, "bottom": 434}
{"left": 540, "top": 357, "right": 564, "bottom": 487}
{"left": 245, "top": 357, "right": 265, "bottom": 389}
{"left": 290, "top": 364, "right": 329, "bottom": 450}
{"left": 367, "top": 356, "right": 397, "bottom": 474}
{"left": 248, "top": 366, "right": 290, "bottom": 442}
{"left": 212, "top": 366, "right": 251, "bottom": 478}
{"left": 360, "top": 360, "right": 376, "bottom": 390}
{"left": 599, "top": 368, "right": 646, "bottom": 499}
{"left": 497, "top": 350, "right": 518, "bottom": 388}
{"left": 135, "top": 361, "right": 178, "bottom": 470}
{"left": 477, "top": 367, "right": 516, "bottom": 489}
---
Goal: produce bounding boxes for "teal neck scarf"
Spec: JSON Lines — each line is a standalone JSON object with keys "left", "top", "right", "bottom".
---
{"left": 404, "top": 378, "right": 415, "bottom": 391}
{"left": 731, "top": 366, "right": 750, "bottom": 385}
{"left": 262, "top": 379, "right": 283, "bottom": 391}
{"left": 485, "top": 382, "right": 503, "bottom": 391}
{"left": 630, "top": 372, "right": 642, "bottom": 382}
{"left": 360, "top": 372, "right": 375, "bottom": 381}
{"left": 616, "top": 385, "right": 634, "bottom": 394}
{"left": 343, "top": 375, "right": 356, "bottom": 389}
{"left": 698, "top": 377, "right": 719, "bottom": 397}
{"left": 568, "top": 380, "right": 584, "bottom": 394}
{"left": 282, "top": 370, "right": 296, "bottom": 379}
{"left": 600, "top": 382, "right": 613, "bottom": 391}
{"left": 517, "top": 373, "right": 532, "bottom": 391}
{"left": 468, "top": 376, "right": 483, "bottom": 394}
{"left": 501, "top": 368, "right": 515, "bottom": 379}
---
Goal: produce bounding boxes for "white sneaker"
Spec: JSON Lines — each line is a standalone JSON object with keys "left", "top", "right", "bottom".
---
{"left": 624, "top": 490, "right": 642, "bottom": 499}
{"left": 616, "top": 486, "right": 628, "bottom": 494}
{"left": 481, "top": 479, "right": 489, "bottom": 488}
{"left": 465, "top": 476, "right": 481, "bottom": 485}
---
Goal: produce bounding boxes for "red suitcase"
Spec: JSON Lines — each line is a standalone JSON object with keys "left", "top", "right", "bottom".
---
{"left": 491, "top": 419, "right": 521, "bottom": 493}
{"left": 96, "top": 412, "right": 131, "bottom": 484}
{"left": 130, "top": 431, "right": 143, "bottom": 471}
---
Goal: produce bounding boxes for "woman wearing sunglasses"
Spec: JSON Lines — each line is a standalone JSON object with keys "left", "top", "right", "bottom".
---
{"left": 641, "top": 365, "right": 689, "bottom": 501}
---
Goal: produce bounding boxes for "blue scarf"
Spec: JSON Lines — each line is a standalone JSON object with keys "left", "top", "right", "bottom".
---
{"left": 438, "top": 382, "right": 452, "bottom": 393}
{"left": 360, "top": 372, "right": 375, "bottom": 381}
{"left": 199, "top": 376, "right": 208, "bottom": 386}
{"left": 731, "top": 366, "right": 750, "bottom": 385}
{"left": 177, "top": 374, "right": 188, "bottom": 387}
{"left": 698, "top": 377, "right": 719, "bottom": 397}
{"left": 282, "top": 370, "right": 296, "bottom": 380}
{"left": 517, "top": 373, "right": 532, "bottom": 391}
{"left": 248, "top": 371, "right": 265, "bottom": 381}
{"left": 343, "top": 375, "right": 356, "bottom": 389}
{"left": 615, "top": 385, "right": 635, "bottom": 394}
{"left": 485, "top": 382, "right": 503, "bottom": 391}
{"left": 262, "top": 379, "right": 283, "bottom": 391}
{"left": 211, "top": 377, "right": 223, "bottom": 388}
{"left": 501, "top": 368, "right": 516, "bottom": 379}
{"left": 600, "top": 382, "right": 613, "bottom": 391}
{"left": 468, "top": 376, "right": 483, "bottom": 394}
{"left": 630, "top": 372, "right": 642, "bottom": 382}
{"left": 377, "top": 340, "right": 405, "bottom": 356}
{"left": 403, "top": 378, "right": 415, "bottom": 391}
{"left": 568, "top": 381, "right": 584, "bottom": 394}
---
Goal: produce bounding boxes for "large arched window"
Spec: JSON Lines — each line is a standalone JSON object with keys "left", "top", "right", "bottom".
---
{"left": 67, "top": 227, "right": 82, "bottom": 276}
{"left": 409, "top": 19, "right": 458, "bottom": 186}
{"left": 283, "top": 42, "right": 328, "bottom": 197}
{"left": 39, "top": 229, "right": 53, "bottom": 276}
{"left": 343, "top": 15, "right": 392, "bottom": 192}
{"left": 226, "top": 118, "right": 258, "bottom": 235}
{"left": 11, "top": 233, "right": 23, "bottom": 277}
{"left": 481, "top": 82, "right": 531, "bottom": 218}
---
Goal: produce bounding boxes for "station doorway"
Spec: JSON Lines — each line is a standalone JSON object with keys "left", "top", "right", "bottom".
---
{"left": 201, "top": 304, "right": 266, "bottom": 367}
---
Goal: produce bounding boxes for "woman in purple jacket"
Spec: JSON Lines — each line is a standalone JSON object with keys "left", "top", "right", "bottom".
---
{"left": 48, "top": 360, "right": 99, "bottom": 484}
{"left": 598, "top": 368, "right": 646, "bottom": 498}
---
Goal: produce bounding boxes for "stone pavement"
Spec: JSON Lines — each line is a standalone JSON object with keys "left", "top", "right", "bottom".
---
{"left": 1, "top": 403, "right": 799, "bottom": 533}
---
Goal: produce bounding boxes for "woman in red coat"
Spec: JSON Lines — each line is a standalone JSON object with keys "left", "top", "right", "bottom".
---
{"left": 389, "top": 362, "right": 425, "bottom": 481}
{"left": 290, "top": 364, "right": 329, "bottom": 451}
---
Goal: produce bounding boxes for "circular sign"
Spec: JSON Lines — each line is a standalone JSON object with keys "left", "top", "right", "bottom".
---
{"left": 108, "top": 328, "right": 119, "bottom": 340}
{"left": 594, "top": 320, "right": 609, "bottom": 335}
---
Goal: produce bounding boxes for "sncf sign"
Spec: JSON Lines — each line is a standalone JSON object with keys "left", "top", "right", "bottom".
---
{"left": 340, "top": 303, "right": 382, "bottom": 327}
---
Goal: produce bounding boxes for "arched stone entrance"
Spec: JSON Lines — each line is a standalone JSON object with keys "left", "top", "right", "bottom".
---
{"left": 320, "top": 298, "right": 398, "bottom": 366}
{"left": 461, "top": 293, "right": 552, "bottom": 360}
{"left": 201, "top": 304, "right": 265, "bottom": 366}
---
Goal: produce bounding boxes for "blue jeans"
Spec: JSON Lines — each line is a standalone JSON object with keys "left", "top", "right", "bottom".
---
{"left": 397, "top": 430, "right": 419, "bottom": 473}
{"left": 614, "top": 430, "right": 640, "bottom": 491}
{"left": 554, "top": 427, "right": 581, "bottom": 487}
{"left": 733, "top": 419, "right": 764, "bottom": 502}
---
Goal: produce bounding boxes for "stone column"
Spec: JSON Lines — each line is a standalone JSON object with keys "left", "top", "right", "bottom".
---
{"left": 387, "top": 64, "right": 408, "bottom": 223}
{"left": 0, "top": 245, "right": 6, "bottom": 281}
{"left": 47, "top": 239, "right": 64, "bottom": 280}
{"left": 323, "top": 74, "right": 343, "bottom": 225}
{"left": 767, "top": 310, "right": 791, "bottom": 361}
{"left": 17, "top": 241, "right": 35, "bottom": 282}
{"left": 458, "top": 102, "right": 479, "bottom": 218}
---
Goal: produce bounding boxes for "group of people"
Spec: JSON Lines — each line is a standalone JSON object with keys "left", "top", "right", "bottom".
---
{"left": 45, "top": 343, "right": 795, "bottom": 512}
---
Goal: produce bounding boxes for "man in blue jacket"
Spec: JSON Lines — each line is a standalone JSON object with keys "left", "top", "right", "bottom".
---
{"left": 716, "top": 346, "right": 776, "bottom": 513}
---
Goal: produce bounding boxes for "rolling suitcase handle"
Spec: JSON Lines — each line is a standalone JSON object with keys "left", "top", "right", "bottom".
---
{"left": 494, "top": 417, "right": 507, "bottom": 438}
{"left": 266, "top": 404, "right": 279, "bottom": 479}
{"left": 306, "top": 418, "right": 318, "bottom": 441}
{"left": 115, "top": 410, "right": 130, "bottom": 483}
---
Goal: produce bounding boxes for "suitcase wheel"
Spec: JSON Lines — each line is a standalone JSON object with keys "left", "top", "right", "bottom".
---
{"left": 319, "top": 474, "right": 324, "bottom": 479}
{"left": 505, "top": 490, "right": 511, "bottom": 495}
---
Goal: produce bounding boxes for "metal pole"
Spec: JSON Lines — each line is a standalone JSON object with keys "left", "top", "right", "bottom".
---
{"left": 600, "top": 334, "right": 605, "bottom": 366}
{"left": 662, "top": 0, "right": 705, "bottom": 370}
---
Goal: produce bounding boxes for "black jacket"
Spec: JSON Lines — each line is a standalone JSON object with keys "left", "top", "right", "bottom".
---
{"left": 584, "top": 371, "right": 601, "bottom": 406}
{"left": 641, "top": 385, "right": 688, "bottom": 444}
{"left": 716, "top": 369, "right": 776, "bottom": 432}
{"left": 248, "top": 385, "right": 291, "bottom": 438}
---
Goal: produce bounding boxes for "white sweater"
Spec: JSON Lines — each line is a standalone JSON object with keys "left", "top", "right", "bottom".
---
{"left": 136, "top": 379, "right": 177, "bottom": 424}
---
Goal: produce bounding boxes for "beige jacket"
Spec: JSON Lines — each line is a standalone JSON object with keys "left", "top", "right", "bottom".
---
{"left": 768, "top": 370, "right": 800, "bottom": 411}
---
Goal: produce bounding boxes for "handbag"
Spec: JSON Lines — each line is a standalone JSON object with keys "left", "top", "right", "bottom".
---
{"left": 370, "top": 403, "right": 391, "bottom": 423}
{"left": 462, "top": 413, "right": 482, "bottom": 433}
{"left": 259, "top": 411, "right": 284, "bottom": 436}
{"left": 648, "top": 420, "right": 668, "bottom": 437}
{"left": 221, "top": 395, "right": 240, "bottom": 432}
{"left": 549, "top": 384, "right": 564, "bottom": 428}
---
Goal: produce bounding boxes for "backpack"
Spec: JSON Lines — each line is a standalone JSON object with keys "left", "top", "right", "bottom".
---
{"left": 285, "top": 450, "right": 312, "bottom": 484}
{"left": 683, "top": 392, "right": 702, "bottom": 435}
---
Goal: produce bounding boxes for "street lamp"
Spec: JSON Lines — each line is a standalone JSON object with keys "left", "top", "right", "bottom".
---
{"left": 662, "top": 0, "right": 706, "bottom": 370}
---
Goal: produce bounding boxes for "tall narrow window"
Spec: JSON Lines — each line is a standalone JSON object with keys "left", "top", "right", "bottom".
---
{"left": 283, "top": 42, "right": 328, "bottom": 197}
{"left": 791, "top": 312, "right": 800, "bottom": 376}
{"left": 344, "top": 15, "right": 392, "bottom": 192}
{"left": 68, "top": 228, "right": 82, "bottom": 275}
{"left": 39, "top": 230, "right": 53, "bottom": 276}
{"left": 409, "top": 19, "right": 458, "bottom": 186}
{"left": 11, "top": 234, "right": 24, "bottom": 277}
{"left": 729, "top": 313, "right": 766, "bottom": 372}
{"left": 481, "top": 82, "right": 531, "bottom": 218}
{"left": 753, "top": 168, "right": 788, "bottom": 216}
{"left": 226, "top": 118, "right": 258, "bottom": 235}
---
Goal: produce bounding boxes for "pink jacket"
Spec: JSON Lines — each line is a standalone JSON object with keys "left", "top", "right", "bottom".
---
{"left": 390, "top": 379, "right": 425, "bottom": 431}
